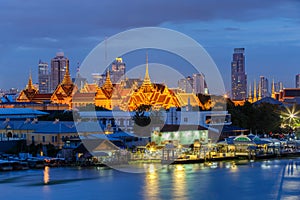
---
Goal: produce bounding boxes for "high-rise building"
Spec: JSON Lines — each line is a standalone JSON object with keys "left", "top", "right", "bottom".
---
{"left": 259, "top": 76, "right": 269, "bottom": 98}
{"left": 111, "top": 57, "right": 125, "bottom": 84}
{"left": 178, "top": 76, "right": 193, "bottom": 93}
{"left": 274, "top": 81, "right": 283, "bottom": 92}
{"left": 38, "top": 60, "right": 50, "bottom": 93}
{"left": 50, "top": 52, "right": 69, "bottom": 92}
{"left": 296, "top": 74, "right": 300, "bottom": 88}
{"left": 192, "top": 73, "right": 205, "bottom": 94}
{"left": 231, "top": 48, "right": 247, "bottom": 100}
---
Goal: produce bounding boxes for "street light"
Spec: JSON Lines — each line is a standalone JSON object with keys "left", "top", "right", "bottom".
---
{"left": 281, "top": 105, "right": 300, "bottom": 130}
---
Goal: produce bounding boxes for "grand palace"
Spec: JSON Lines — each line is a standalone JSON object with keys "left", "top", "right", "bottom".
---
{"left": 15, "top": 61, "right": 203, "bottom": 111}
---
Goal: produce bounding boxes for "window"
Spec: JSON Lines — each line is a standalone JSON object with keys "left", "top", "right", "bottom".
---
{"left": 42, "top": 136, "right": 45, "bottom": 143}
{"left": 32, "top": 136, "right": 35, "bottom": 143}
{"left": 184, "top": 117, "right": 188, "bottom": 122}
{"left": 52, "top": 136, "right": 55, "bottom": 142}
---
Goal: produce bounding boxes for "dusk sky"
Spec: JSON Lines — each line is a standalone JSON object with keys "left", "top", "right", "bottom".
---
{"left": 0, "top": 0, "right": 299, "bottom": 92}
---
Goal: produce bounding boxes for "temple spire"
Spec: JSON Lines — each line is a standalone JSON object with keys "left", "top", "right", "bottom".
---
{"left": 271, "top": 79, "right": 275, "bottom": 99}
{"left": 143, "top": 52, "right": 151, "bottom": 85}
{"left": 253, "top": 80, "right": 257, "bottom": 102}
{"left": 248, "top": 83, "right": 252, "bottom": 102}
{"left": 26, "top": 70, "right": 34, "bottom": 90}
{"left": 62, "top": 62, "right": 72, "bottom": 85}
{"left": 103, "top": 70, "right": 113, "bottom": 90}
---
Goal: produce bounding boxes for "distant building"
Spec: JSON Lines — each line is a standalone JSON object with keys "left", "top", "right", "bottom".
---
{"left": 231, "top": 48, "right": 247, "bottom": 100}
{"left": 50, "top": 52, "right": 69, "bottom": 92}
{"left": 192, "top": 73, "right": 205, "bottom": 94}
{"left": 38, "top": 60, "right": 50, "bottom": 93}
{"left": 274, "top": 81, "right": 283, "bottom": 93}
{"left": 178, "top": 74, "right": 206, "bottom": 94}
{"left": 178, "top": 76, "right": 193, "bottom": 93}
{"left": 278, "top": 88, "right": 300, "bottom": 104}
{"left": 260, "top": 76, "right": 269, "bottom": 98}
{"left": 296, "top": 74, "right": 300, "bottom": 88}
{"left": 17, "top": 62, "right": 77, "bottom": 109}
{"left": 111, "top": 57, "right": 125, "bottom": 84}
{"left": 73, "top": 67, "right": 87, "bottom": 91}
{"left": 92, "top": 73, "right": 106, "bottom": 86}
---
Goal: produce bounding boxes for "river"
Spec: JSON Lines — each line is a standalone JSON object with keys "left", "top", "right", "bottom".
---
{"left": 1, "top": 158, "right": 300, "bottom": 200}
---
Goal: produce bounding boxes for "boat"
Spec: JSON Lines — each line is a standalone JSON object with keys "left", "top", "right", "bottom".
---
{"left": 27, "top": 159, "right": 45, "bottom": 169}
{"left": 0, "top": 160, "right": 13, "bottom": 171}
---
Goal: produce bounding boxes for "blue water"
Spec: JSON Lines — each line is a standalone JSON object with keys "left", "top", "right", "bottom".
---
{"left": 1, "top": 159, "right": 300, "bottom": 200}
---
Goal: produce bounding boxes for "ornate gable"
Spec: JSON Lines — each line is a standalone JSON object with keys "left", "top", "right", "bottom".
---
{"left": 17, "top": 73, "right": 38, "bottom": 102}
{"left": 51, "top": 62, "right": 77, "bottom": 109}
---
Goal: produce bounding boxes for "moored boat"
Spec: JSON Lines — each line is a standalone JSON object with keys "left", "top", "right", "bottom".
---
{"left": 0, "top": 160, "right": 13, "bottom": 171}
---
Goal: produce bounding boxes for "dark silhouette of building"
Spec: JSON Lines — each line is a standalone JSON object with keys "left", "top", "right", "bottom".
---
{"left": 231, "top": 48, "right": 247, "bottom": 100}
{"left": 296, "top": 74, "right": 300, "bottom": 88}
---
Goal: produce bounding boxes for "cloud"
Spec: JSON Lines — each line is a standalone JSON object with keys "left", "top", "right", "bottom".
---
{"left": 224, "top": 27, "right": 241, "bottom": 31}
{"left": 0, "top": 0, "right": 299, "bottom": 89}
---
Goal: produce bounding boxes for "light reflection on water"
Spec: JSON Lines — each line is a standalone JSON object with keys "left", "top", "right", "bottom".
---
{"left": 43, "top": 166, "right": 50, "bottom": 184}
{"left": 1, "top": 159, "right": 300, "bottom": 199}
{"left": 173, "top": 165, "right": 187, "bottom": 200}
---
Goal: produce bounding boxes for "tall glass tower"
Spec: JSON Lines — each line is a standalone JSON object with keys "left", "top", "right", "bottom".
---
{"left": 50, "top": 52, "right": 69, "bottom": 92}
{"left": 231, "top": 48, "right": 247, "bottom": 100}
{"left": 38, "top": 60, "right": 50, "bottom": 93}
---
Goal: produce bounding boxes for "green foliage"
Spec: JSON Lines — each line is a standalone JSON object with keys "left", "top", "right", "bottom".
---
{"left": 227, "top": 101, "right": 281, "bottom": 134}
{"left": 132, "top": 106, "right": 165, "bottom": 137}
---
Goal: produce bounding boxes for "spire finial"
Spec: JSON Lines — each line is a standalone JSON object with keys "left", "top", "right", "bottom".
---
{"left": 62, "top": 61, "right": 72, "bottom": 85}
{"left": 143, "top": 52, "right": 151, "bottom": 84}
{"left": 103, "top": 69, "right": 113, "bottom": 90}
{"left": 253, "top": 80, "right": 257, "bottom": 102}
{"left": 258, "top": 80, "right": 262, "bottom": 100}
{"left": 27, "top": 70, "right": 34, "bottom": 90}
{"left": 248, "top": 83, "right": 252, "bottom": 102}
{"left": 271, "top": 79, "right": 275, "bottom": 99}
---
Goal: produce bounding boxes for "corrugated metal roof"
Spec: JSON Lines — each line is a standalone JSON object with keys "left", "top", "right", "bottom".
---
{"left": 0, "top": 108, "right": 48, "bottom": 118}
{"left": 33, "top": 121, "right": 77, "bottom": 134}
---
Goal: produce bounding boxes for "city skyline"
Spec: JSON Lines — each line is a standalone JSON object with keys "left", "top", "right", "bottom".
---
{"left": 0, "top": 0, "right": 299, "bottom": 91}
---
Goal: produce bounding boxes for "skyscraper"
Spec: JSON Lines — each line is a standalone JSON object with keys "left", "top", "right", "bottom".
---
{"left": 50, "top": 52, "right": 69, "bottom": 92}
{"left": 38, "top": 60, "right": 50, "bottom": 93}
{"left": 259, "top": 76, "right": 269, "bottom": 98}
{"left": 296, "top": 74, "right": 300, "bottom": 88}
{"left": 231, "top": 48, "right": 247, "bottom": 100}
{"left": 111, "top": 57, "right": 125, "bottom": 84}
{"left": 274, "top": 81, "right": 283, "bottom": 92}
{"left": 178, "top": 76, "right": 193, "bottom": 93}
{"left": 192, "top": 73, "right": 205, "bottom": 94}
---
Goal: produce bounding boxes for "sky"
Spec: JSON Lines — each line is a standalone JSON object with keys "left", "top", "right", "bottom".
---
{"left": 0, "top": 0, "right": 299, "bottom": 92}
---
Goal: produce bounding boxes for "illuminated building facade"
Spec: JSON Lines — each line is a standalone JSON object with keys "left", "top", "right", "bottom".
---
{"left": 111, "top": 57, "right": 126, "bottom": 84}
{"left": 50, "top": 52, "right": 69, "bottom": 92}
{"left": 50, "top": 62, "right": 77, "bottom": 109}
{"left": 260, "top": 76, "right": 269, "bottom": 98}
{"left": 17, "top": 63, "right": 77, "bottom": 109}
{"left": 18, "top": 57, "right": 204, "bottom": 111}
{"left": 231, "top": 48, "right": 247, "bottom": 100}
{"left": 38, "top": 60, "right": 50, "bottom": 93}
